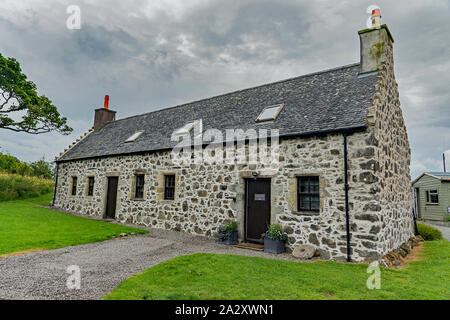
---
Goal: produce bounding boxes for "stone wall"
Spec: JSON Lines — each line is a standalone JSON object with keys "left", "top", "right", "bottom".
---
{"left": 54, "top": 125, "right": 409, "bottom": 262}
{"left": 364, "top": 28, "right": 414, "bottom": 254}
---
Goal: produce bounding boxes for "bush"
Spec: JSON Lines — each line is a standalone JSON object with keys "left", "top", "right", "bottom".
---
{"left": 417, "top": 223, "right": 443, "bottom": 241}
{"left": 263, "top": 224, "right": 288, "bottom": 243}
{"left": 0, "top": 173, "right": 53, "bottom": 202}
{"left": 444, "top": 215, "right": 450, "bottom": 222}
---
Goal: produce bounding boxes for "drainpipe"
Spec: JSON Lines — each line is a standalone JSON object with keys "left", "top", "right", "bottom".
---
{"left": 51, "top": 162, "right": 59, "bottom": 207}
{"left": 343, "top": 133, "right": 351, "bottom": 262}
{"left": 413, "top": 210, "right": 419, "bottom": 236}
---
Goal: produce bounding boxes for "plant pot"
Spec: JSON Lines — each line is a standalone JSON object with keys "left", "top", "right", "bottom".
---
{"left": 264, "top": 237, "right": 286, "bottom": 254}
{"left": 218, "top": 230, "right": 238, "bottom": 245}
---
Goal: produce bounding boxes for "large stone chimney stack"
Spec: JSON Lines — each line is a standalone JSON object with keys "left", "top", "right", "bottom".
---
{"left": 358, "top": 8, "right": 394, "bottom": 75}
{"left": 94, "top": 95, "right": 116, "bottom": 131}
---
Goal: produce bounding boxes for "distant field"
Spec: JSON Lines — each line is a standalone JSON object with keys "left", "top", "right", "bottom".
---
{"left": 0, "top": 173, "right": 53, "bottom": 202}
{"left": 0, "top": 194, "right": 148, "bottom": 255}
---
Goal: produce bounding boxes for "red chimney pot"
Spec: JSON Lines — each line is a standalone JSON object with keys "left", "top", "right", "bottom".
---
{"left": 372, "top": 9, "right": 381, "bottom": 17}
{"left": 104, "top": 95, "right": 109, "bottom": 109}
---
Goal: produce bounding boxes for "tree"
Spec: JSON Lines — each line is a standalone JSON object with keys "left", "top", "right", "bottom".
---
{"left": 0, "top": 52, "right": 72, "bottom": 135}
{"left": 0, "top": 152, "right": 21, "bottom": 173}
{"left": 30, "top": 157, "right": 54, "bottom": 179}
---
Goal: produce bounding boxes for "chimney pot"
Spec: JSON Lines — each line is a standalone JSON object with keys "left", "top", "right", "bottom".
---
{"left": 94, "top": 96, "right": 116, "bottom": 131}
{"left": 104, "top": 95, "right": 110, "bottom": 109}
{"left": 371, "top": 9, "right": 382, "bottom": 28}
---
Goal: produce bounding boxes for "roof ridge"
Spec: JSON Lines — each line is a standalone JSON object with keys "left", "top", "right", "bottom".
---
{"left": 108, "top": 62, "right": 361, "bottom": 126}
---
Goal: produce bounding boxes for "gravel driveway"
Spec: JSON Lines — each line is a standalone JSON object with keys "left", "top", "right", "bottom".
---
{"left": 0, "top": 227, "right": 302, "bottom": 300}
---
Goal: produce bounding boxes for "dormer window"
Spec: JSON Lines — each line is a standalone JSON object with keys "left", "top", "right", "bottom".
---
{"left": 125, "top": 130, "right": 144, "bottom": 143}
{"left": 256, "top": 104, "right": 284, "bottom": 122}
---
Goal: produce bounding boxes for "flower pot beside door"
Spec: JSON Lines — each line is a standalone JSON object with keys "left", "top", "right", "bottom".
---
{"left": 263, "top": 224, "right": 288, "bottom": 254}
{"left": 218, "top": 220, "right": 238, "bottom": 245}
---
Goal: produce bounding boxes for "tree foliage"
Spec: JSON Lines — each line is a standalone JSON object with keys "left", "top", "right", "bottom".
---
{"left": 0, "top": 152, "right": 54, "bottom": 179}
{"left": 30, "top": 158, "right": 54, "bottom": 179}
{"left": 0, "top": 52, "right": 72, "bottom": 135}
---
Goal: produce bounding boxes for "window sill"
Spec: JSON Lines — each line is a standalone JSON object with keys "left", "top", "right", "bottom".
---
{"left": 292, "top": 211, "right": 320, "bottom": 216}
{"left": 159, "top": 199, "right": 175, "bottom": 204}
{"left": 131, "top": 198, "right": 146, "bottom": 202}
{"left": 425, "top": 203, "right": 439, "bottom": 206}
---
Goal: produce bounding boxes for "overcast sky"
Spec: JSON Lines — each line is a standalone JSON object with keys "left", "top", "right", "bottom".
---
{"left": 0, "top": 0, "right": 449, "bottom": 179}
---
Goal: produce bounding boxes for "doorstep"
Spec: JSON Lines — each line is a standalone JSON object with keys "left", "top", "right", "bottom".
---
{"left": 234, "top": 242, "right": 264, "bottom": 251}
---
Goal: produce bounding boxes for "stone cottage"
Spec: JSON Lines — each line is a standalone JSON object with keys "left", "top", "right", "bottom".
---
{"left": 53, "top": 18, "right": 414, "bottom": 262}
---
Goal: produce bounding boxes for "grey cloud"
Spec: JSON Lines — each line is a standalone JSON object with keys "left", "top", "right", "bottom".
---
{"left": 0, "top": 0, "right": 448, "bottom": 178}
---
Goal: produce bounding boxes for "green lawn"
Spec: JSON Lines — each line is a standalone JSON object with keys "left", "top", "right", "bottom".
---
{"left": 0, "top": 194, "right": 147, "bottom": 255}
{"left": 105, "top": 240, "right": 449, "bottom": 300}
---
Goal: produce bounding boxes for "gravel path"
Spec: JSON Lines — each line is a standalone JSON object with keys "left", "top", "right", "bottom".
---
{"left": 0, "top": 227, "right": 304, "bottom": 300}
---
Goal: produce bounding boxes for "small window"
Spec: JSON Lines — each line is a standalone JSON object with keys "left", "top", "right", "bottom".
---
{"left": 426, "top": 190, "right": 439, "bottom": 204}
{"left": 297, "top": 176, "right": 320, "bottom": 212}
{"left": 164, "top": 175, "right": 176, "bottom": 200}
{"left": 256, "top": 104, "right": 284, "bottom": 122}
{"left": 71, "top": 177, "right": 78, "bottom": 196}
{"left": 87, "top": 177, "right": 95, "bottom": 196}
{"left": 125, "top": 131, "right": 144, "bottom": 143}
{"left": 135, "top": 175, "right": 145, "bottom": 199}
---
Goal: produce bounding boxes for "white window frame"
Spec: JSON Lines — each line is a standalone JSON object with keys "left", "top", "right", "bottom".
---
{"left": 425, "top": 190, "right": 439, "bottom": 205}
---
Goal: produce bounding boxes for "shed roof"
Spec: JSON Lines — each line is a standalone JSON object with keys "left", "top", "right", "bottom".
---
{"left": 58, "top": 63, "right": 377, "bottom": 162}
{"left": 412, "top": 172, "right": 450, "bottom": 185}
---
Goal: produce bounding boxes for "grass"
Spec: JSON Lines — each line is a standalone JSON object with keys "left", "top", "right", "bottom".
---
{"left": 105, "top": 240, "right": 449, "bottom": 300}
{"left": 0, "top": 172, "right": 53, "bottom": 201}
{"left": 0, "top": 194, "right": 148, "bottom": 255}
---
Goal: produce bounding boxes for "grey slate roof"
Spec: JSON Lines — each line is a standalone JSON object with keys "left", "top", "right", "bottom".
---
{"left": 58, "top": 63, "right": 377, "bottom": 162}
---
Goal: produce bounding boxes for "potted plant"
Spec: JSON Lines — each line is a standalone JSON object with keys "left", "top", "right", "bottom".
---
{"left": 218, "top": 220, "right": 238, "bottom": 245}
{"left": 263, "top": 224, "right": 288, "bottom": 254}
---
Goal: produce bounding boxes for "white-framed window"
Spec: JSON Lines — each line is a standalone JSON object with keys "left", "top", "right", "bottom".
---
{"left": 256, "top": 104, "right": 284, "bottom": 122}
{"left": 426, "top": 190, "right": 439, "bottom": 204}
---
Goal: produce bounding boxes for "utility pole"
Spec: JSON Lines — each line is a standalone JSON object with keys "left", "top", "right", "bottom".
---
{"left": 444, "top": 153, "right": 447, "bottom": 173}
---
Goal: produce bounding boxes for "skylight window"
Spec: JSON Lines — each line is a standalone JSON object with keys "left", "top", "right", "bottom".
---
{"left": 125, "top": 130, "right": 144, "bottom": 143}
{"left": 174, "top": 119, "right": 203, "bottom": 136}
{"left": 256, "top": 104, "right": 284, "bottom": 122}
{"left": 174, "top": 122, "right": 195, "bottom": 135}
